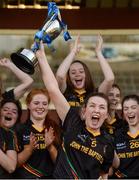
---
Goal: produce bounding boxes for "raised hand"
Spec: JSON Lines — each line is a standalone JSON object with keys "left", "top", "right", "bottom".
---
{"left": 70, "top": 34, "right": 81, "bottom": 55}
{"left": 0, "top": 58, "right": 13, "bottom": 68}
{"left": 95, "top": 34, "right": 115, "bottom": 95}
{"left": 45, "top": 127, "right": 55, "bottom": 148}
{"left": 24, "top": 132, "right": 38, "bottom": 152}
{"left": 0, "top": 57, "right": 33, "bottom": 100}
{"left": 35, "top": 41, "right": 46, "bottom": 60}
{"left": 95, "top": 34, "right": 103, "bottom": 53}
{"left": 29, "top": 132, "right": 39, "bottom": 150}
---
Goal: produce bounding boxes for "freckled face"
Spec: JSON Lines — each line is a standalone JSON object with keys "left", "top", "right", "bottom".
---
{"left": 28, "top": 94, "right": 49, "bottom": 121}
{"left": 0, "top": 102, "right": 18, "bottom": 128}
{"left": 69, "top": 62, "right": 85, "bottom": 90}
{"left": 123, "top": 99, "right": 139, "bottom": 127}
{"left": 84, "top": 96, "right": 108, "bottom": 131}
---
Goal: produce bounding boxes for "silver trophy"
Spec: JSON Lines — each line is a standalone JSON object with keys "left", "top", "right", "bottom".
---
{"left": 11, "top": 2, "right": 71, "bottom": 74}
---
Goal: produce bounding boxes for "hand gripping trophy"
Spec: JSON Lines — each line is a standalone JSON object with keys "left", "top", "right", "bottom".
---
{"left": 11, "top": 2, "right": 71, "bottom": 75}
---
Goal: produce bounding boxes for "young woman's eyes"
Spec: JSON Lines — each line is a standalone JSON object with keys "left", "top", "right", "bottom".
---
{"left": 33, "top": 102, "right": 48, "bottom": 106}
{"left": 3, "top": 109, "right": 8, "bottom": 112}
{"left": 71, "top": 71, "right": 76, "bottom": 75}
{"left": 88, "top": 103, "right": 94, "bottom": 107}
{"left": 33, "top": 102, "right": 39, "bottom": 105}
{"left": 100, "top": 106, "right": 106, "bottom": 110}
{"left": 43, "top": 103, "right": 48, "bottom": 106}
{"left": 71, "top": 70, "right": 84, "bottom": 74}
{"left": 131, "top": 106, "right": 137, "bottom": 110}
{"left": 124, "top": 106, "right": 137, "bottom": 111}
{"left": 108, "top": 93, "right": 113, "bottom": 97}
{"left": 12, "top": 111, "right": 18, "bottom": 115}
{"left": 116, "top": 94, "right": 120, "bottom": 98}
{"left": 3, "top": 108, "right": 10, "bottom": 112}
{"left": 3, "top": 108, "right": 17, "bottom": 114}
{"left": 88, "top": 104, "right": 95, "bottom": 108}
{"left": 88, "top": 104, "right": 106, "bottom": 110}
{"left": 79, "top": 70, "right": 84, "bottom": 73}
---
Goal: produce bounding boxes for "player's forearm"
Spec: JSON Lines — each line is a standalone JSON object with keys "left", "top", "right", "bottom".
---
{"left": 96, "top": 51, "right": 114, "bottom": 83}
{"left": 0, "top": 150, "right": 17, "bottom": 173}
{"left": 17, "top": 147, "right": 33, "bottom": 167}
{"left": 47, "top": 144, "right": 58, "bottom": 163}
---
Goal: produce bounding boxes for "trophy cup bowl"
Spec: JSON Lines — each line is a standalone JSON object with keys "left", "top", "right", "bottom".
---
{"left": 11, "top": 48, "right": 37, "bottom": 75}
{"left": 44, "top": 19, "right": 62, "bottom": 41}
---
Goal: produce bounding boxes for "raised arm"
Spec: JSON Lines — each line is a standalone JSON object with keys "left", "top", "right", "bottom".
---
{"left": 56, "top": 35, "right": 80, "bottom": 93}
{"left": 0, "top": 58, "right": 33, "bottom": 100}
{"left": 95, "top": 35, "right": 114, "bottom": 95}
{"left": 36, "top": 42, "right": 70, "bottom": 123}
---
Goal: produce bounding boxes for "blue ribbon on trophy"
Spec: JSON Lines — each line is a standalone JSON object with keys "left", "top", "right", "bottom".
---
{"left": 33, "top": 1, "right": 71, "bottom": 52}
{"left": 10, "top": 2, "right": 71, "bottom": 75}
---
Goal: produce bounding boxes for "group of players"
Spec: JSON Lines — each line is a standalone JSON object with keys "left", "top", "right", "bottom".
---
{"left": 0, "top": 35, "right": 138, "bottom": 179}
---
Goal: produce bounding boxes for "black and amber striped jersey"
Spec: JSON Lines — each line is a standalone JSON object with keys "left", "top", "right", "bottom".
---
{"left": 64, "top": 89, "right": 87, "bottom": 107}
{"left": 114, "top": 127, "right": 139, "bottom": 178}
{"left": 54, "top": 107, "right": 114, "bottom": 179}
{"left": 102, "top": 113, "right": 126, "bottom": 136}
{"left": 15, "top": 119, "right": 54, "bottom": 179}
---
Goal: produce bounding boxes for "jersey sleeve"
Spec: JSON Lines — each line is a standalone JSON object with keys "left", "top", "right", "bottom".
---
{"left": 2, "top": 89, "right": 15, "bottom": 100}
{"left": 16, "top": 123, "right": 30, "bottom": 150}
{"left": 63, "top": 107, "right": 83, "bottom": 132}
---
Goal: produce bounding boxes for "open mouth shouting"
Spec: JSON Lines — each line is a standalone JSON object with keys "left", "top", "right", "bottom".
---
{"left": 4, "top": 116, "right": 12, "bottom": 121}
{"left": 73, "top": 78, "right": 84, "bottom": 89}
{"left": 127, "top": 115, "right": 136, "bottom": 124}
{"left": 91, "top": 115, "right": 100, "bottom": 126}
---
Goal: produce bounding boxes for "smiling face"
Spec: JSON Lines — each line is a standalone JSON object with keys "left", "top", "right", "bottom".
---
{"left": 69, "top": 62, "right": 85, "bottom": 90}
{"left": 83, "top": 96, "right": 108, "bottom": 132}
{"left": 0, "top": 102, "right": 18, "bottom": 128}
{"left": 123, "top": 99, "right": 139, "bottom": 127}
{"left": 108, "top": 86, "right": 121, "bottom": 110}
{"left": 28, "top": 94, "right": 49, "bottom": 121}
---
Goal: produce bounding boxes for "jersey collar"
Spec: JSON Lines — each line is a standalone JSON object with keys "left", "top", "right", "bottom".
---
{"left": 86, "top": 127, "right": 101, "bottom": 137}
{"left": 127, "top": 130, "right": 139, "bottom": 138}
